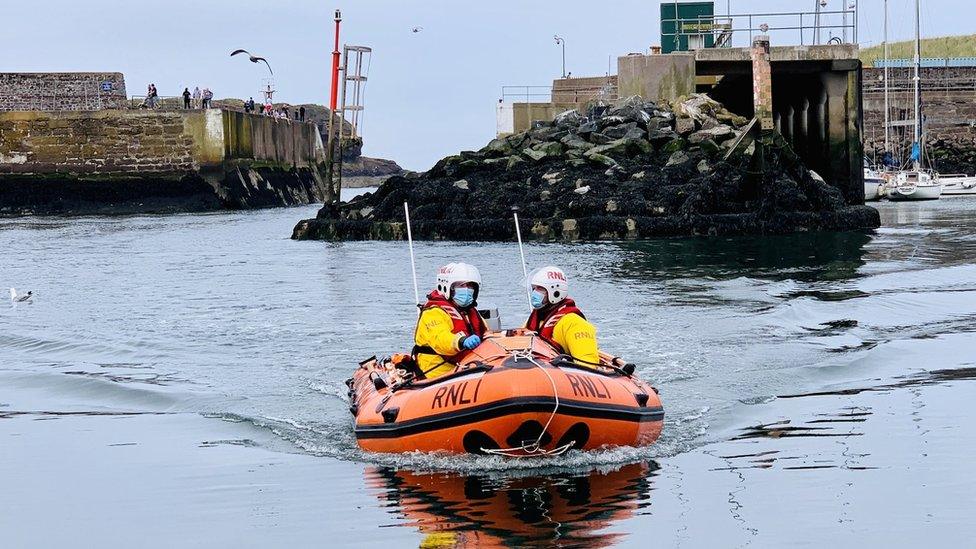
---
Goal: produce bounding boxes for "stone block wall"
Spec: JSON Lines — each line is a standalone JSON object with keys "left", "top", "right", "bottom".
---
{"left": 0, "top": 109, "right": 328, "bottom": 215}
{"left": 551, "top": 75, "right": 618, "bottom": 104}
{"left": 0, "top": 109, "right": 325, "bottom": 176}
{"left": 863, "top": 66, "right": 976, "bottom": 173}
{"left": 511, "top": 102, "right": 580, "bottom": 134}
{"left": 0, "top": 73, "right": 128, "bottom": 111}
{"left": 0, "top": 110, "right": 194, "bottom": 174}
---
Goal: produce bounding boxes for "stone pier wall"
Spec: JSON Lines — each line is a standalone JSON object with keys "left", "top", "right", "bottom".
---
{"left": 0, "top": 110, "right": 195, "bottom": 174}
{"left": 0, "top": 109, "right": 327, "bottom": 215}
{"left": 0, "top": 73, "right": 128, "bottom": 111}
{"left": 0, "top": 109, "right": 325, "bottom": 174}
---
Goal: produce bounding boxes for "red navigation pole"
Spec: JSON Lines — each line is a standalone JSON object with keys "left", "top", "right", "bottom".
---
{"left": 325, "top": 8, "right": 343, "bottom": 207}
{"left": 329, "top": 9, "right": 342, "bottom": 113}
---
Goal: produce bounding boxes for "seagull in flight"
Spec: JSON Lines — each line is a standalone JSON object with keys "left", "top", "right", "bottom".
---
{"left": 10, "top": 288, "right": 32, "bottom": 303}
{"left": 411, "top": 26, "right": 423, "bottom": 33}
{"left": 230, "top": 49, "right": 273, "bottom": 75}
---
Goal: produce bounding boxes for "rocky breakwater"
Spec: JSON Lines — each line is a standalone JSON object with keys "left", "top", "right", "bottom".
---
{"left": 293, "top": 95, "right": 879, "bottom": 242}
{"left": 333, "top": 136, "right": 405, "bottom": 188}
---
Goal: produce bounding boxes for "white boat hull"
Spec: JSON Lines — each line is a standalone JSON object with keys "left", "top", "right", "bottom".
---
{"left": 938, "top": 176, "right": 976, "bottom": 196}
{"left": 887, "top": 184, "right": 942, "bottom": 201}
{"left": 864, "top": 179, "right": 883, "bottom": 201}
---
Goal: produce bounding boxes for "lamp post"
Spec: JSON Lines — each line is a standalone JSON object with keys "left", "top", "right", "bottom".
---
{"left": 553, "top": 35, "right": 566, "bottom": 78}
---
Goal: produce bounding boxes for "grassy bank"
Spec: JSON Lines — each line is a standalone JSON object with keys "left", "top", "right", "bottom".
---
{"left": 860, "top": 34, "right": 976, "bottom": 66}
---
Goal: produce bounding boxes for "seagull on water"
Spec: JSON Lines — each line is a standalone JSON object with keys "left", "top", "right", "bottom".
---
{"left": 230, "top": 49, "right": 273, "bottom": 75}
{"left": 10, "top": 288, "right": 33, "bottom": 302}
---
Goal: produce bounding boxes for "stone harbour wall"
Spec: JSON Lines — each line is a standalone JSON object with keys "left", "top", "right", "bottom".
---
{"left": 0, "top": 109, "right": 328, "bottom": 215}
{"left": 0, "top": 72, "right": 128, "bottom": 111}
{"left": 0, "top": 109, "right": 325, "bottom": 175}
{"left": 0, "top": 110, "right": 194, "bottom": 174}
{"left": 863, "top": 66, "right": 976, "bottom": 173}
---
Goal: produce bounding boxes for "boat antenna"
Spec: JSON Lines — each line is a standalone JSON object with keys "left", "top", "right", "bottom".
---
{"left": 883, "top": 0, "right": 890, "bottom": 160}
{"left": 512, "top": 207, "right": 532, "bottom": 312}
{"left": 912, "top": 0, "right": 922, "bottom": 171}
{"left": 404, "top": 202, "right": 421, "bottom": 316}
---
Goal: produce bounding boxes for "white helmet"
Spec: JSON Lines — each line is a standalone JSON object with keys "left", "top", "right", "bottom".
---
{"left": 528, "top": 266, "right": 569, "bottom": 305}
{"left": 436, "top": 262, "right": 482, "bottom": 299}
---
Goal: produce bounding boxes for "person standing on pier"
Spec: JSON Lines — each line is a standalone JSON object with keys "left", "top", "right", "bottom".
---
{"left": 182, "top": 87, "right": 191, "bottom": 109}
{"left": 412, "top": 263, "right": 488, "bottom": 380}
{"left": 145, "top": 84, "right": 158, "bottom": 108}
{"left": 524, "top": 266, "right": 600, "bottom": 366}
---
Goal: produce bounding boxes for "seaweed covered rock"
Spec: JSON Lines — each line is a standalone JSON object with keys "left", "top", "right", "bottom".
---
{"left": 294, "top": 95, "right": 879, "bottom": 241}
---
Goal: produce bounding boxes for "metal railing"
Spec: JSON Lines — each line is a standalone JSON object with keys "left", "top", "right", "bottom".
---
{"left": 500, "top": 86, "right": 554, "bottom": 103}
{"left": 874, "top": 57, "right": 976, "bottom": 69}
{"left": 553, "top": 83, "right": 619, "bottom": 103}
{"left": 863, "top": 76, "right": 976, "bottom": 93}
{"left": 500, "top": 83, "right": 618, "bottom": 104}
{"left": 129, "top": 95, "right": 182, "bottom": 108}
{"left": 662, "top": 8, "right": 858, "bottom": 50}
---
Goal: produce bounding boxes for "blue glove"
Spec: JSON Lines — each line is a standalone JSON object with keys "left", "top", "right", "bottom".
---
{"left": 462, "top": 334, "right": 482, "bottom": 350}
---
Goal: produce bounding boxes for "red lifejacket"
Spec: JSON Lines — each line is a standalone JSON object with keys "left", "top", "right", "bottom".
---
{"left": 526, "top": 298, "right": 585, "bottom": 353}
{"left": 412, "top": 291, "right": 487, "bottom": 367}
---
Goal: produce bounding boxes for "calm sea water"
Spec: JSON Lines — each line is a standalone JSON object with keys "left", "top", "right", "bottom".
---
{"left": 3, "top": 198, "right": 976, "bottom": 547}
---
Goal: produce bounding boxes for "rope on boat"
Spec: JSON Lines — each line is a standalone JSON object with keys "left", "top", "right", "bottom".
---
{"left": 481, "top": 344, "right": 573, "bottom": 458}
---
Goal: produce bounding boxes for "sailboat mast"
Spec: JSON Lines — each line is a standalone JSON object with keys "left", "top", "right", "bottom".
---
{"left": 883, "top": 0, "right": 890, "bottom": 155}
{"left": 913, "top": 0, "right": 922, "bottom": 169}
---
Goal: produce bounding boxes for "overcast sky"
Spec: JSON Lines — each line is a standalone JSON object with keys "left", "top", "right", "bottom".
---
{"left": 2, "top": 0, "right": 971, "bottom": 170}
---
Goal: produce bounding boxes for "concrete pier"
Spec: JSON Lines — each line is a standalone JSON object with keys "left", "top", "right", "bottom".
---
{"left": 505, "top": 43, "right": 865, "bottom": 207}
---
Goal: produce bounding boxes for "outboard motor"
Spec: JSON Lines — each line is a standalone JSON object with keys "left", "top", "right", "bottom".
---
{"left": 478, "top": 307, "right": 502, "bottom": 331}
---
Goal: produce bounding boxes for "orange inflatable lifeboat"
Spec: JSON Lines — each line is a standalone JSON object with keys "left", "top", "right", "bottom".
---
{"left": 347, "top": 329, "right": 663, "bottom": 456}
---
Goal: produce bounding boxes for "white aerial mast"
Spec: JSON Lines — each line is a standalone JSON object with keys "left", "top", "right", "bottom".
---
{"left": 883, "top": 0, "right": 890, "bottom": 158}
{"left": 912, "top": 0, "right": 922, "bottom": 170}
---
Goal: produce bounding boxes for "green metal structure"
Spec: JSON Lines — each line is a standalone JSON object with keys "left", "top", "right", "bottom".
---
{"left": 660, "top": 1, "right": 716, "bottom": 54}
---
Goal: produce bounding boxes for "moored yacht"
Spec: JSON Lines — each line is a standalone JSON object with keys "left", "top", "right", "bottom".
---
{"left": 864, "top": 167, "right": 885, "bottom": 201}
{"left": 936, "top": 173, "right": 976, "bottom": 196}
{"left": 887, "top": 170, "right": 942, "bottom": 201}
{"left": 885, "top": 0, "right": 942, "bottom": 202}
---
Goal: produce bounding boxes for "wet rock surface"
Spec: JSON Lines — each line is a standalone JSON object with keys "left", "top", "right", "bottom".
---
{"left": 294, "top": 95, "right": 879, "bottom": 241}
{"left": 0, "top": 165, "right": 324, "bottom": 217}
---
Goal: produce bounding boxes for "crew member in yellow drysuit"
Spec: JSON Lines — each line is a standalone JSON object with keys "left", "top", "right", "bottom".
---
{"left": 412, "top": 262, "right": 488, "bottom": 379}
{"left": 524, "top": 266, "right": 600, "bottom": 365}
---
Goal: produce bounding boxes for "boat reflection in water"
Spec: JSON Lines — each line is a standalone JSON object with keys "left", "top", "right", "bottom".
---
{"left": 364, "top": 462, "right": 658, "bottom": 548}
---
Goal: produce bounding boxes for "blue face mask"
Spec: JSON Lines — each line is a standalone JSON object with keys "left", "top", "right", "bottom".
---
{"left": 453, "top": 287, "right": 475, "bottom": 308}
{"left": 531, "top": 289, "right": 547, "bottom": 309}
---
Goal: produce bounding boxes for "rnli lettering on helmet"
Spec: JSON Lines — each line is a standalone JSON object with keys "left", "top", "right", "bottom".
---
{"left": 431, "top": 379, "right": 483, "bottom": 409}
{"left": 546, "top": 270, "right": 567, "bottom": 281}
{"left": 565, "top": 373, "right": 612, "bottom": 399}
